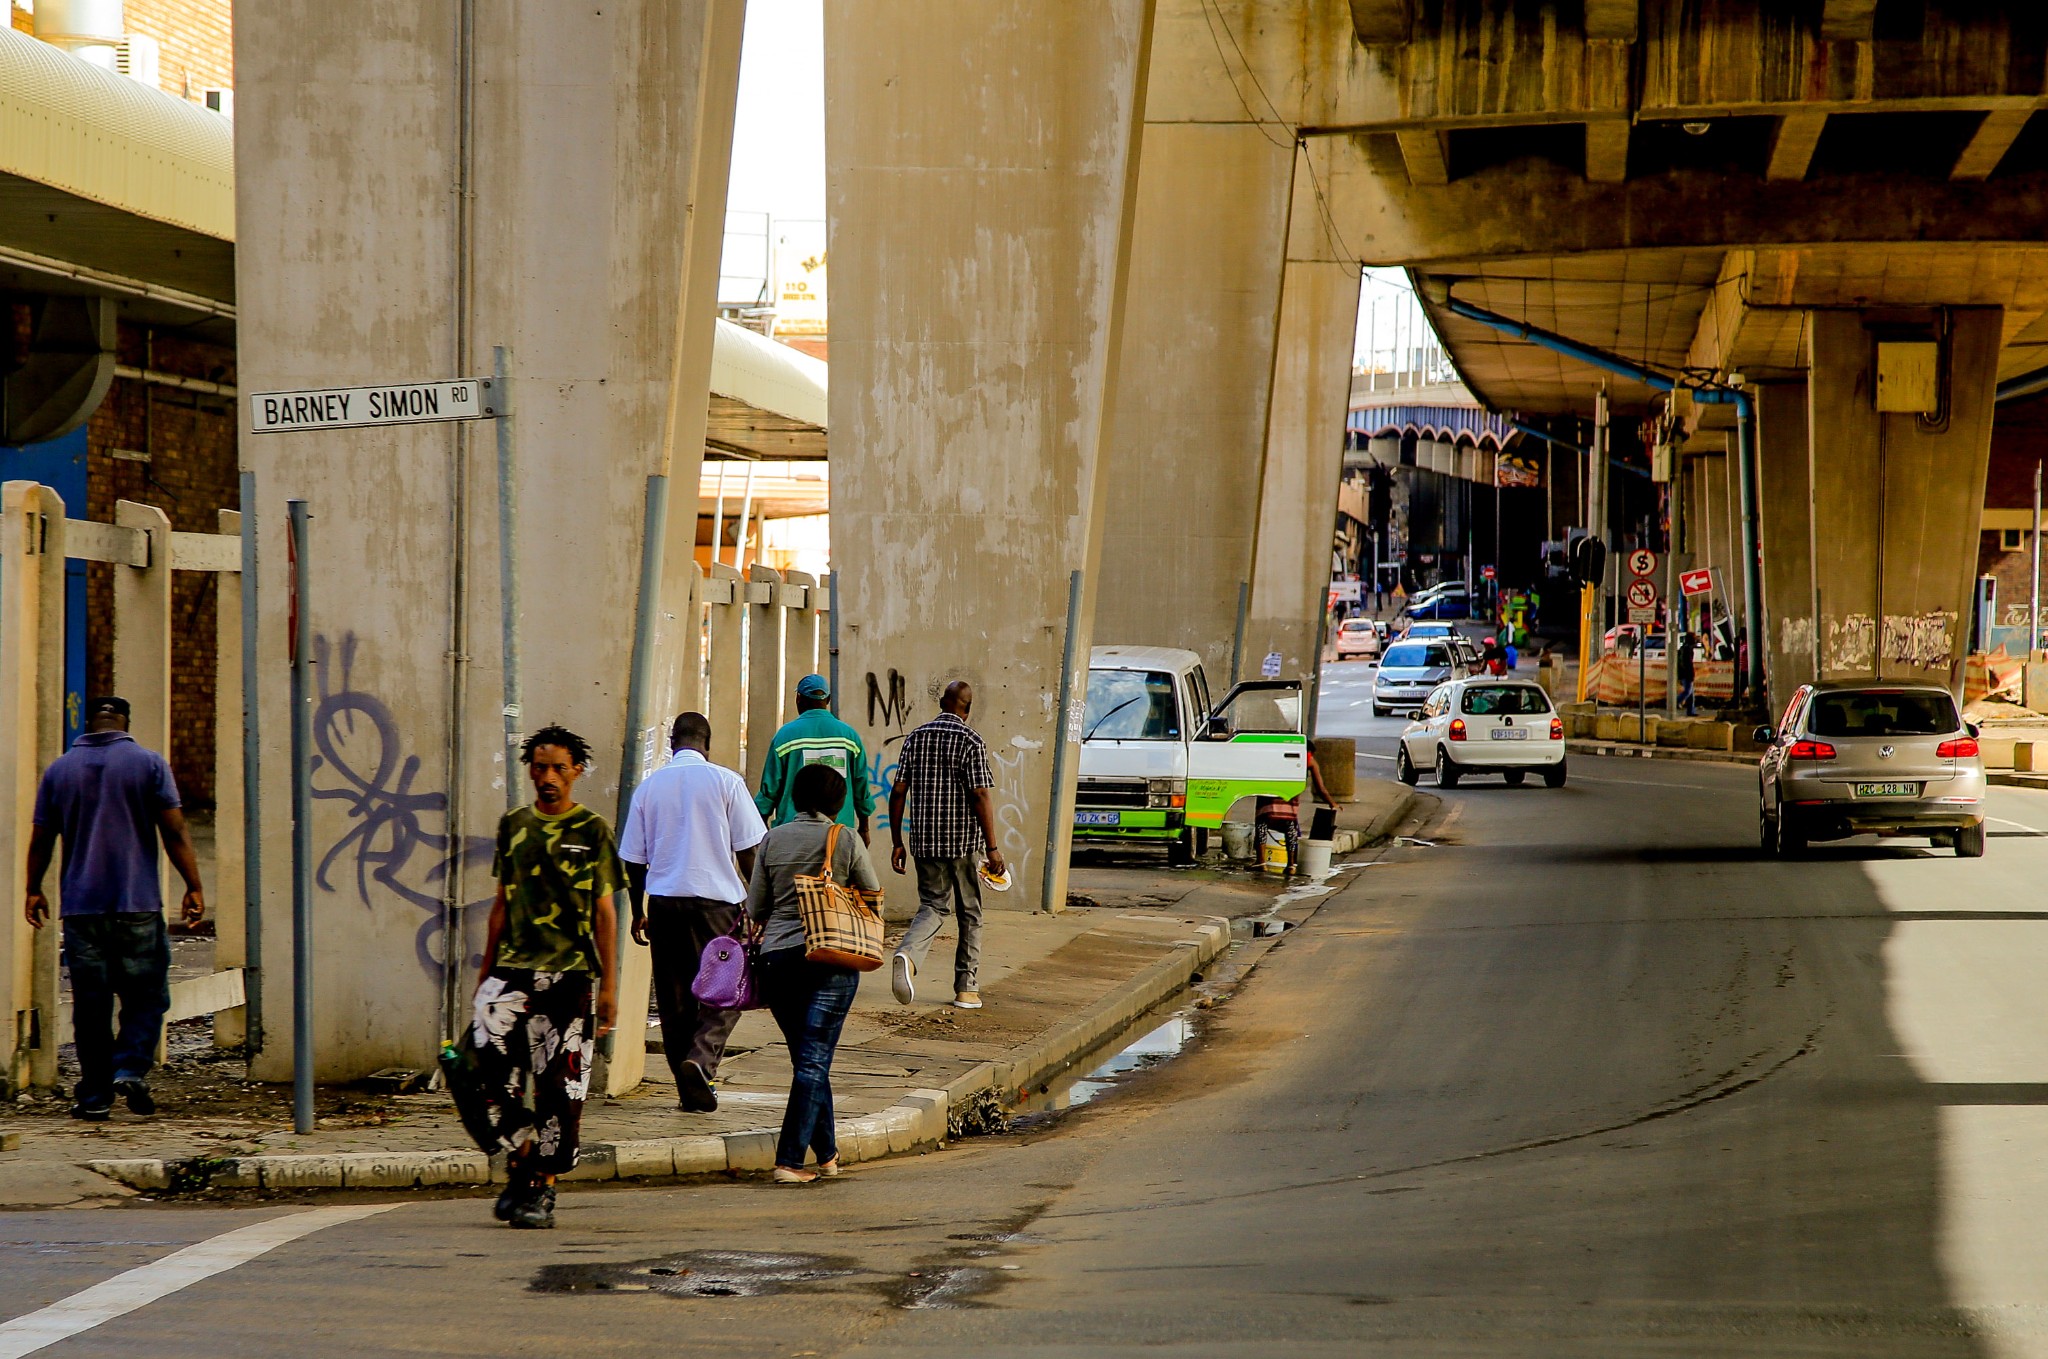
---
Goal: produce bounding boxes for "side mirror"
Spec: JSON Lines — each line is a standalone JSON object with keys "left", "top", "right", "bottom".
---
{"left": 1967, "top": 721, "right": 1981, "bottom": 738}
{"left": 1752, "top": 726, "right": 1773, "bottom": 744}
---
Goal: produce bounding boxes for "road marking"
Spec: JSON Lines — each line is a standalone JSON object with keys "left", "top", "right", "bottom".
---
{"left": 1990, "top": 816, "right": 2048, "bottom": 836}
{"left": 1573, "top": 774, "right": 1721, "bottom": 791}
{"left": 1356, "top": 752, "right": 1394, "bottom": 761}
{"left": 0, "top": 1205, "right": 396, "bottom": 1358}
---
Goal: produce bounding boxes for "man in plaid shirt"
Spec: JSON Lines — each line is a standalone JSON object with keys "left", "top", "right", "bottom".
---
{"left": 888, "top": 681, "right": 1005, "bottom": 1010}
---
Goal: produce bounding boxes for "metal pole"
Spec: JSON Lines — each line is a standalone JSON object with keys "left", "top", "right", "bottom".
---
{"left": 1666, "top": 477, "right": 1683, "bottom": 721}
{"left": 610, "top": 474, "right": 669, "bottom": 1062}
{"left": 494, "top": 346, "right": 520, "bottom": 809}
{"left": 2030, "top": 460, "right": 2041, "bottom": 667}
{"left": 731, "top": 460, "right": 756, "bottom": 572}
{"left": 1230, "top": 580, "right": 1249, "bottom": 685}
{"left": 287, "top": 499, "right": 314, "bottom": 1135}
{"left": 1040, "top": 569, "right": 1084, "bottom": 915}
{"left": 826, "top": 569, "right": 841, "bottom": 718}
{"left": 1733, "top": 394, "right": 1765, "bottom": 705}
{"left": 238, "top": 470, "right": 263, "bottom": 1054}
{"left": 711, "top": 461, "right": 728, "bottom": 569}
{"left": 1592, "top": 391, "right": 1610, "bottom": 655}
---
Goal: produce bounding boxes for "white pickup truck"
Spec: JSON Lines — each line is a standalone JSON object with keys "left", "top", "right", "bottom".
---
{"left": 1073, "top": 645, "right": 1309, "bottom": 864}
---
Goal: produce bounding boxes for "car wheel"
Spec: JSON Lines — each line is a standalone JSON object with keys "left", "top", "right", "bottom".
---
{"left": 1395, "top": 744, "right": 1419, "bottom": 786}
{"left": 1777, "top": 808, "right": 1807, "bottom": 857}
{"left": 1956, "top": 822, "right": 1987, "bottom": 858}
{"left": 1435, "top": 748, "right": 1461, "bottom": 789}
{"left": 1543, "top": 760, "right": 1567, "bottom": 789}
{"left": 1372, "top": 704, "right": 1389, "bottom": 718}
{"left": 1503, "top": 770, "right": 1526, "bottom": 787}
{"left": 1168, "top": 827, "right": 1195, "bottom": 867}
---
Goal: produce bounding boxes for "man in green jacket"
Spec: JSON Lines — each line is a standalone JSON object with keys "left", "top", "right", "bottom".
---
{"left": 755, "top": 674, "right": 874, "bottom": 842}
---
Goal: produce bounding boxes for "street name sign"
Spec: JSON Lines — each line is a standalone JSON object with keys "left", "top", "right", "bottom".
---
{"left": 250, "top": 378, "right": 495, "bottom": 434}
{"left": 1627, "top": 548, "right": 1658, "bottom": 579}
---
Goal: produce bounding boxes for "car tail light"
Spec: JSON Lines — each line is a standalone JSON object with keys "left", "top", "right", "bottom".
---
{"left": 1937, "top": 737, "right": 1979, "bottom": 759}
{"left": 1549, "top": 717, "right": 1563, "bottom": 740}
{"left": 1786, "top": 739, "right": 1836, "bottom": 760}
{"left": 1448, "top": 718, "right": 1467, "bottom": 741}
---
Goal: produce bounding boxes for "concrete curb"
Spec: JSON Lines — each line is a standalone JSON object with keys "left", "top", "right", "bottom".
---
{"left": 85, "top": 916, "right": 1233, "bottom": 1196}
{"left": 1567, "top": 740, "right": 1753, "bottom": 767}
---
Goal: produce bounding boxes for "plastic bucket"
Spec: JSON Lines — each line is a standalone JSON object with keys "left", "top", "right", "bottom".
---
{"left": 1260, "top": 828, "right": 1290, "bottom": 874}
{"left": 1220, "top": 821, "right": 1256, "bottom": 862}
{"left": 1299, "top": 839, "right": 1333, "bottom": 877}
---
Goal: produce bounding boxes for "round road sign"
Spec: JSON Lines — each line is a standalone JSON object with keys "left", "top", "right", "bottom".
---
{"left": 1627, "top": 548, "right": 1658, "bottom": 579}
{"left": 1625, "top": 578, "right": 1659, "bottom": 610}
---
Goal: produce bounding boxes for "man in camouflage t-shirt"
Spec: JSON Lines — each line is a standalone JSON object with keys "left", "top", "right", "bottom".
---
{"left": 455, "top": 724, "right": 626, "bottom": 1230}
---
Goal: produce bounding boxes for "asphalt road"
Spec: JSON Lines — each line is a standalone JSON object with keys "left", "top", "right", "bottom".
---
{"left": 10, "top": 710, "right": 2048, "bottom": 1356}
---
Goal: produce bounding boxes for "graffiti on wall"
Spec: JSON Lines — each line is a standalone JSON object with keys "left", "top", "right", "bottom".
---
{"left": 1820, "top": 611, "right": 1956, "bottom": 674}
{"left": 310, "top": 633, "right": 495, "bottom": 979}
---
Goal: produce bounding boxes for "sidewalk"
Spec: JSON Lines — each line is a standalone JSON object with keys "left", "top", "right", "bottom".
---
{"left": 1, "top": 779, "right": 1418, "bottom": 1208}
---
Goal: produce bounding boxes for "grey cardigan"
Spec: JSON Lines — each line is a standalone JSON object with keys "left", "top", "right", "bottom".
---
{"left": 745, "top": 811, "right": 882, "bottom": 955}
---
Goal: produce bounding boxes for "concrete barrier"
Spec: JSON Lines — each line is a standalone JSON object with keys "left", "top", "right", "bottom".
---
{"left": 1313, "top": 737, "right": 1356, "bottom": 800}
{"left": 1686, "top": 721, "right": 1736, "bottom": 752}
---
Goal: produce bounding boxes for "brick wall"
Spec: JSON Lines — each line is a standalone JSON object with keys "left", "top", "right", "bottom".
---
{"left": 84, "top": 324, "right": 239, "bottom": 808}
{"left": 121, "top": 0, "right": 233, "bottom": 101}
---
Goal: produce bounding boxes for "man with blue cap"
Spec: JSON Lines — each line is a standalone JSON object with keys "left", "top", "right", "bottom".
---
{"left": 755, "top": 675, "right": 874, "bottom": 842}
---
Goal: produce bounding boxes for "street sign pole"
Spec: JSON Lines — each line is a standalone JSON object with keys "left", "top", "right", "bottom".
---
{"left": 286, "top": 499, "right": 315, "bottom": 1136}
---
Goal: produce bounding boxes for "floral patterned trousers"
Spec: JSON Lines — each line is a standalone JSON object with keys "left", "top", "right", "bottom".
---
{"left": 455, "top": 967, "right": 596, "bottom": 1176}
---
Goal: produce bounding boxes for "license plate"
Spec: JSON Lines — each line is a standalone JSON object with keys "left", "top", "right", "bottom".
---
{"left": 1853, "top": 782, "right": 1920, "bottom": 798}
{"left": 1489, "top": 728, "right": 1528, "bottom": 740}
{"left": 1074, "top": 810, "right": 1120, "bottom": 826}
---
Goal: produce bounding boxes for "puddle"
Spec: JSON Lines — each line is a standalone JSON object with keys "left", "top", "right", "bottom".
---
{"left": 1010, "top": 1005, "right": 1199, "bottom": 1125}
{"left": 530, "top": 1249, "right": 857, "bottom": 1299}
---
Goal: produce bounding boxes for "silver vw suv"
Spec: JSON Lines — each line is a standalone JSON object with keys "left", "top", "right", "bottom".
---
{"left": 1756, "top": 683, "right": 1987, "bottom": 857}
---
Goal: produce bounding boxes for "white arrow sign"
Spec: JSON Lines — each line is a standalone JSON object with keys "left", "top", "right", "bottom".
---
{"left": 250, "top": 378, "right": 495, "bottom": 434}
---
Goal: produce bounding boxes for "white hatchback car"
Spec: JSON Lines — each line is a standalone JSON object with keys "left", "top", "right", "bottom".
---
{"left": 1396, "top": 677, "right": 1566, "bottom": 788}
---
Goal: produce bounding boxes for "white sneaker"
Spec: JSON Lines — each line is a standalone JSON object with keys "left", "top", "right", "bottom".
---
{"left": 891, "top": 953, "right": 915, "bottom": 1005}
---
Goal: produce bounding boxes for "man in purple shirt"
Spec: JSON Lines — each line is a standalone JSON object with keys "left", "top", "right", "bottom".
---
{"left": 23, "top": 697, "right": 204, "bottom": 1120}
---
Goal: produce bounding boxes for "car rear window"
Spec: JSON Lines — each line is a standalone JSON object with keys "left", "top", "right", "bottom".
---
{"left": 1339, "top": 620, "right": 1372, "bottom": 632}
{"left": 1382, "top": 644, "right": 1447, "bottom": 668}
{"left": 1807, "top": 690, "right": 1959, "bottom": 738}
{"left": 1461, "top": 685, "right": 1552, "bottom": 716}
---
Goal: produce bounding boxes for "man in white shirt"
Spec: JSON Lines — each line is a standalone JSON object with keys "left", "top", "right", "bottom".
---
{"left": 620, "top": 711, "right": 768, "bottom": 1112}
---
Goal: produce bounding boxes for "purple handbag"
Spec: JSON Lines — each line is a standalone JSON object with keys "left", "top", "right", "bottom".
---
{"left": 691, "top": 929, "right": 761, "bottom": 1011}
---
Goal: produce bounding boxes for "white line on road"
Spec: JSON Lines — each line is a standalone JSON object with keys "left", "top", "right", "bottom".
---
{"left": 1991, "top": 816, "right": 2048, "bottom": 836}
{"left": 1356, "top": 752, "right": 1394, "bottom": 761}
{"left": 0, "top": 1205, "right": 396, "bottom": 1358}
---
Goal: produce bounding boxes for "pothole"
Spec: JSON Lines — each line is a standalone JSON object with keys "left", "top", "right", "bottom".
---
{"left": 530, "top": 1249, "right": 857, "bottom": 1299}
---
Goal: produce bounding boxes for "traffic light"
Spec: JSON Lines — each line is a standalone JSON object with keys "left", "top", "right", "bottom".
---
{"left": 1569, "top": 535, "right": 1606, "bottom": 588}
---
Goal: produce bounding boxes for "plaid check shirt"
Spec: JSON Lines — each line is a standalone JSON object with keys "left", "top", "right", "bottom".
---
{"left": 895, "top": 712, "right": 996, "bottom": 860}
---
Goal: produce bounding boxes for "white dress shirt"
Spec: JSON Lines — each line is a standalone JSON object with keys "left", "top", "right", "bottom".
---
{"left": 618, "top": 748, "right": 768, "bottom": 902}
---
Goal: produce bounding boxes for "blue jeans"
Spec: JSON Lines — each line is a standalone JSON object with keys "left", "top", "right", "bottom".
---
{"left": 63, "top": 911, "right": 170, "bottom": 1100}
{"left": 759, "top": 950, "right": 858, "bottom": 1169}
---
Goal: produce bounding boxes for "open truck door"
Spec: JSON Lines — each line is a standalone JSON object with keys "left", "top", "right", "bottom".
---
{"left": 1185, "top": 679, "right": 1308, "bottom": 831}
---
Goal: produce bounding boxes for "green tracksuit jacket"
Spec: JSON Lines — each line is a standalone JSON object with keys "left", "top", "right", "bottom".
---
{"left": 753, "top": 707, "right": 875, "bottom": 830}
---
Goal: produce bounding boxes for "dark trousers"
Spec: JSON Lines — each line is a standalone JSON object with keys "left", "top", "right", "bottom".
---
{"left": 63, "top": 911, "right": 170, "bottom": 1100}
{"left": 758, "top": 950, "right": 858, "bottom": 1169}
{"left": 648, "top": 895, "right": 744, "bottom": 1082}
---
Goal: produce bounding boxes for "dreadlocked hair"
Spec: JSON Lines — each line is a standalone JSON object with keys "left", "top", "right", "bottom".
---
{"left": 521, "top": 724, "right": 593, "bottom": 768}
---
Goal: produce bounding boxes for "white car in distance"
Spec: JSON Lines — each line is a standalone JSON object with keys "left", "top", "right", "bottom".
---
{"left": 1396, "top": 677, "right": 1567, "bottom": 789}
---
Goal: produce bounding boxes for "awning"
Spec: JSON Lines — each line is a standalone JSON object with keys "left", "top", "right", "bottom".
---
{"left": 707, "top": 319, "right": 828, "bottom": 459}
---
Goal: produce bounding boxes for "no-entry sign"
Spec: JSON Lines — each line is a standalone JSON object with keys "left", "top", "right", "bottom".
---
{"left": 1679, "top": 567, "right": 1716, "bottom": 598}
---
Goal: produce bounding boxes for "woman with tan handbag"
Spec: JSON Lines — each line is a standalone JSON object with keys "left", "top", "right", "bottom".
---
{"left": 744, "top": 763, "right": 884, "bottom": 1183}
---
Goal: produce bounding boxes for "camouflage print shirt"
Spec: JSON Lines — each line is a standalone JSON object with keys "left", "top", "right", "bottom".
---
{"left": 492, "top": 804, "right": 625, "bottom": 974}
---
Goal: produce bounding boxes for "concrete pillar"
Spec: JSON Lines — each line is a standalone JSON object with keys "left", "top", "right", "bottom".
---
{"left": 213, "top": 509, "right": 247, "bottom": 1048}
{"left": 1753, "top": 382, "right": 1813, "bottom": 718}
{"left": 1369, "top": 434, "right": 1400, "bottom": 467}
{"left": 111, "top": 500, "right": 171, "bottom": 758}
{"left": 744, "top": 564, "right": 785, "bottom": 786}
{"left": 827, "top": 0, "right": 1152, "bottom": 915}
{"left": 783, "top": 569, "right": 820, "bottom": 690}
{"left": 1807, "top": 308, "right": 2002, "bottom": 687}
{"left": 237, "top": 2, "right": 743, "bottom": 1080}
{"left": 1246, "top": 141, "right": 1362, "bottom": 690}
{"left": 705, "top": 562, "right": 743, "bottom": 768}
{"left": 0, "top": 482, "right": 66, "bottom": 1093}
{"left": 1093, "top": 117, "right": 1296, "bottom": 681}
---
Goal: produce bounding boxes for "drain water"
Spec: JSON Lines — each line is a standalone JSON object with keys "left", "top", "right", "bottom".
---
{"left": 1010, "top": 1005, "right": 1199, "bottom": 1125}
{"left": 531, "top": 1249, "right": 856, "bottom": 1299}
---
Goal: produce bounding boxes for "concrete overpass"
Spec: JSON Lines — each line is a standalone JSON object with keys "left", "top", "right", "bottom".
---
{"left": 206, "top": 0, "right": 2048, "bottom": 1079}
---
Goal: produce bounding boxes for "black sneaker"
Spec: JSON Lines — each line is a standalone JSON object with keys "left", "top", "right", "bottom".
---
{"left": 69, "top": 1096, "right": 112, "bottom": 1122}
{"left": 111, "top": 1078, "right": 155, "bottom": 1116}
{"left": 493, "top": 1180, "right": 524, "bottom": 1222}
{"left": 677, "top": 1059, "right": 718, "bottom": 1113}
{"left": 508, "top": 1183, "right": 556, "bottom": 1230}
